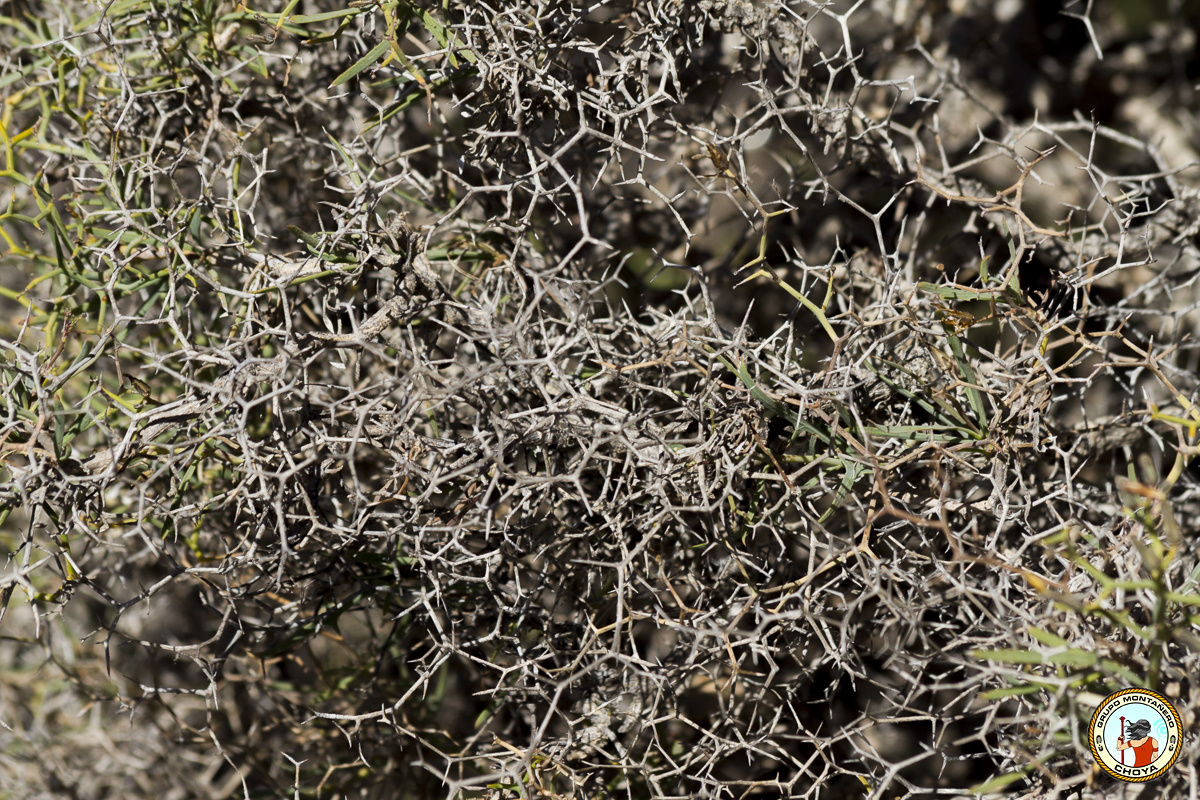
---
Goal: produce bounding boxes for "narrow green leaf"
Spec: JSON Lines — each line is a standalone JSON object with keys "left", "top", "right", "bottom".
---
{"left": 330, "top": 39, "right": 390, "bottom": 88}
{"left": 285, "top": 8, "right": 363, "bottom": 24}
{"left": 943, "top": 326, "right": 988, "bottom": 431}
{"left": 1027, "top": 626, "right": 1068, "bottom": 648}
{"left": 287, "top": 224, "right": 321, "bottom": 249}
{"left": 1047, "top": 650, "right": 1097, "bottom": 668}
{"left": 1099, "top": 659, "right": 1142, "bottom": 684}
{"left": 370, "top": 66, "right": 478, "bottom": 128}
{"left": 918, "top": 282, "right": 1009, "bottom": 303}
{"left": 260, "top": 624, "right": 317, "bottom": 658}
{"left": 1005, "top": 266, "right": 1024, "bottom": 306}
{"left": 419, "top": 10, "right": 476, "bottom": 64}
{"left": 862, "top": 424, "right": 972, "bottom": 442}
{"left": 264, "top": 0, "right": 301, "bottom": 26}
{"left": 286, "top": 226, "right": 358, "bottom": 264}
{"left": 972, "top": 647, "right": 1097, "bottom": 669}
{"left": 733, "top": 359, "right": 794, "bottom": 423}
{"left": 864, "top": 357, "right": 966, "bottom": 428}
{"left": 979, "top": 684, "right": 1045, "bottom": 700}
{"left": 971, "top": 649, "right": 1042, "bottom": 664}
{"left": 819, "top": 459, "right": 868, "bottom": 523}
{"left": 1164, "top": 591, "right": 1200, "bottom": 606}
{"left": 325, "top": 132, "right": 364, "bottom": 188}
{"left": 971, "top": 767, "right": 1033, "bottom": 794}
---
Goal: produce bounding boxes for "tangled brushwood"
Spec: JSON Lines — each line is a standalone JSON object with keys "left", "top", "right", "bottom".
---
{"left": 3, "top": 1, "right": 1200, "bottom": 798}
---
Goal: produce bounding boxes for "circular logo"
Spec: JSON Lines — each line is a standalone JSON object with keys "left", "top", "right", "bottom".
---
{"left": 1089, "top": 688, "right": 1182, "bottom": 782}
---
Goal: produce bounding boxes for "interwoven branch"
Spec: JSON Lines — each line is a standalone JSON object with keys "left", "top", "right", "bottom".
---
{"left": 2, "top": 2, "right": 1200, "bottom": 799}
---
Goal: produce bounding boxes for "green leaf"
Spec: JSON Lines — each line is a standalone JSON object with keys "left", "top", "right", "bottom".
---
{"left": 971, "top": 647, "right": 1097, "bottom": 668}
{"left": 918, "top": 282, "right": 1011, "bottom": 303}
{"left": 252, "top": 0, "right": 300, "bottom": 27}
{"left": 979, "top": 683, "right": 1046, "bottom": 700}
{"left": 286, "top": 226, "right": 358, "bottom": 264}
{"left": 1027, "top": 626, "right": 1068, "bottom": 648}
{"left": 1005, "top": 267, "right": 1024, "bottom": 306}
{"left": 1047, "top": 649, "right": 1097, "bottom": 668}
{"left": 325, "top": 132, "right": 365, "bottom": 188}
{"left": 330, "top": 38, "right": 391, "bottom": 88}
{"left": 287, "top": 224, "right": 321, "bottom": 249}
{"left": 862, "top": 423, "right": 973, "bottom": 442}
{"left": 1099, "top": 660, "right": 1143, "bottom": 685}
{"left": 819, "top": 459, "right": 868, "bottom": 523}
{"left": 419, "top": 10, "right": 476, "bottom": 65}
{"left": 863, "top": 357, "right": 968, "bottom": 429}
{"left": 732, "top": 359, "right": 795, "bottom": 423}
{"left": 971, "top": 766, "right": 1033, "bottom": 794}
{"left": 370, "top": 66, "right": 478, "bottom": 128}
{"left": 943, "top": 326, "right": 988, "bottom": 432}
{"left": 260, "top": 622, "right": 318, "bottom": 658}
{"left": 284, "top": 8, "right": 363, "bottom": 24}
{"left": 971, "top": 648, "right": 1043, "bottom": 664}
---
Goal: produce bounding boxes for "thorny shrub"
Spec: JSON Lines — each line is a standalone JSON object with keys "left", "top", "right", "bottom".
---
{"left": 2, "top": 1, "right": 1200, "bottom": 798}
